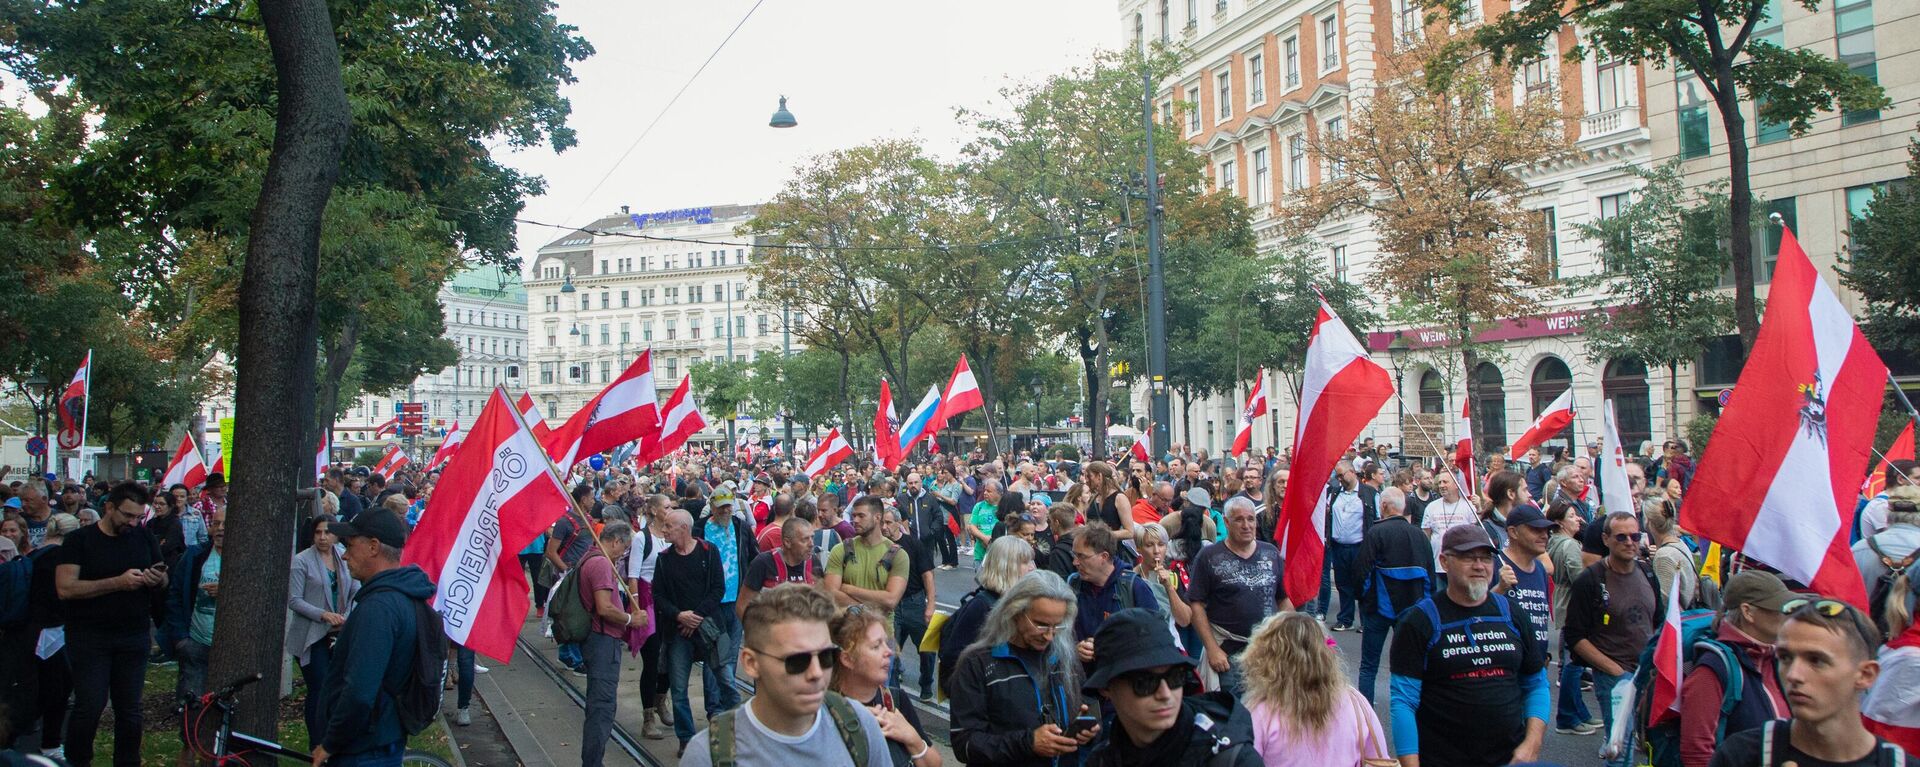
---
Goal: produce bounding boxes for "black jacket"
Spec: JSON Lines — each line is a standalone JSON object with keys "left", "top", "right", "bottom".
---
{"left": 317, "top": 564, "right": 434, "bottom": 756}
{"left": 1354, "top": 516, "right": 1435, "bottom": 620}
{"left": 162, "top": 542, "right": 216, "bottom": 649}
{"left": 1322, "top": 483, "right": 1381, "bottom": 542}
{"left": 949, "top": 642, "right": 1089, "bottom": 767}
{"left": 1083, "top": 691, "right": 1263, "bottom": 767}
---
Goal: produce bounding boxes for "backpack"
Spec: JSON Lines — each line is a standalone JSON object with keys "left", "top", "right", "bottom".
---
{"left": 0, "top": 551, "right": 39, "bottom": 629}
{"left": 1758, "top": 720, "right": 1907, "bottom": 767}
{"left": 388, "top": 598, "right": 448, "bottom": 736}
{"left": 1630, "top": 607, "right": 1737, "bottom": 767}
{"left": 1067, "top": 570, "right": 1140, "bottom": 612}
{"left": 938, "top": 587, "right": 997, "bottom": 697}
{"left": 708, "top": 690, "right": 869, "bottom": 766}
{"left": 1866, "top": 537, "right": 1918, "bottom": 636}
{"left": 548, "top": 555, "right": 596, "bottom": 645}
{"left": 768, "top": 553, "right": 815, "bottom": 587}
{"left": 1411, "top": 593, "right": 1522, "bottom": 663}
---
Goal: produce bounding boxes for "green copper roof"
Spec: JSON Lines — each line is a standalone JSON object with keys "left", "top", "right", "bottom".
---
{"left": 447, "top": 264, "right": 526, "bottom": 301}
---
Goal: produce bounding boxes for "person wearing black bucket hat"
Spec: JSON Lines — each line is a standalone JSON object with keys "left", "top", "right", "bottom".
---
{"left": 1080, "top": 608, "right": 1260, "bottom": 766}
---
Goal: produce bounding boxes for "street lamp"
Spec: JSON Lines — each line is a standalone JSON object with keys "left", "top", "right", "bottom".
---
{"left": 768, "top": 96, "right": 797, "bottom": 129}
{"left": 1387, "top": 332, "right": 1412, "bottom": 456}
{"left": 23, "top": 374, "right": 48, "bottom": 476}
{"left": 1029, "top": 377, "right": 1044, "bottom": 452}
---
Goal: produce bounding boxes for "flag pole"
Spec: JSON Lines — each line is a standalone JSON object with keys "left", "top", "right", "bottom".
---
{"left": 1887, "top": 371, "right": 1920, "bottom": 424}
{"left": 79, "top": 350, "right": 91, "bottom": 469}
{"left": 499, "top": 386, "right": 644, "bottom": 619}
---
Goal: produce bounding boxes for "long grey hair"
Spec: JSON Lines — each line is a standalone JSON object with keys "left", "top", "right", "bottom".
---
{"left": 964, "top": 569, "right": 1081, "bottom": 678}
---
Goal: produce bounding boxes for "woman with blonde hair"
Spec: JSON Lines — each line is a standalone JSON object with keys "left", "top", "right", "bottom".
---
{"left": 830, "top": 606, "right": 942, "bottom": 766}
{"left": 1134, "top": 522, "right": 1191, "bottom": 629}
{"left": 1241, "top": 612, "right": 1393, "bottom": 766}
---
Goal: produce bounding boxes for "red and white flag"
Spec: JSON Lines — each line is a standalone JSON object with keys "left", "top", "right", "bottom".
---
{"left": 160, "top": 432, "right": 208, "bottom": 490}
{"left": 1598, "top": 400, "right": 1636, "bottom": 517}
{"left": 1647, "top": 571, "right": 1685, "bottom": 725}
{"left": 873, "top": 379, "right": 901, "bottom": 471}
{"left": 402, "top": 387, "right": 573, "bottom": 661}
{"left": 373, "top": 444, "right": 410, "bottom": 476}
{"left": 930, "top": 355, "right": 985, "bottom": 434}
{"left": 1130, "top": 430, "right": 1152, "bottom": 465}
{"left": 1681, "top": 225, "right": 1882, "bottom": 608}
{"left": 1276, "top": 300, "right": 1395, "bottom": 608}
{"left": 1455, "top": 399, "right": 1476, "bottom": 499}
{"left": 1507, "top": 388, "right": 1575, "bottom": 461}
{"left": 56, "top": 351, "right": 89, "bottom": 450}
{"left": 802, "top": 427, "right": 854, "bottom": 477}
{"left": 372, "top": 416, "right": 399, "bottom": 438}
{"left": 1864, "top": 628, "right": 1920, "bottom": 754}
{"left": 209, "top": 454, "right": 224, "bottom": 479}
{"left": 1862, "top": 421, "right": 1915, "bottom": 498}
{"left": 638, "top": 375, "right": 708, "bottom": 464}
{"left": 543, "top": 350, "right": 662, "bottom": 469}
{"left": 425, "top": 421, "right": 465, "bottom": 472}
{"left": 315, "top": 432, "right": 331, "bottom": 484}
{"left": 516, "top": 393, "right": 553, "bottom": 442}
{"left": 1233, "top": 370, "right": 1268, "bottom": 459}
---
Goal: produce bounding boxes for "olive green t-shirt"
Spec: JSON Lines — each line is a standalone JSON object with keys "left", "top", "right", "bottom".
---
{"left": 826, "top": 537, "right": 909, "bottom": 635}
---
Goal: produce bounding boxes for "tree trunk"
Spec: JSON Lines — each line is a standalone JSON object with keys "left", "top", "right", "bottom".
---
{"left": 1715, "top": 63, "right": 1759, "bottom": 351}
{"left": 973, "top": 342, "right": 1001, "bottom": 459}
{"left": 1669, "top": 360, "right": 1682, "bottom": 439}
{"left": 316, "top": 313, "right": 363, "bottom": 432}
{"left": 207, "top": 0, "right": 350, "bottom": 741}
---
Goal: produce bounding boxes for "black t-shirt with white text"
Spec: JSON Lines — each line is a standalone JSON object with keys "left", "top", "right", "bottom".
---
{"left": 1389, "top": 591, "right": 1546, "bottom": 767}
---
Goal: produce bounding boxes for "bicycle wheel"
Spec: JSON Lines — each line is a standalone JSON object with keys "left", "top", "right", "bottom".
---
{"left": 402, "top": 750, "right": 455, "bottom": 767}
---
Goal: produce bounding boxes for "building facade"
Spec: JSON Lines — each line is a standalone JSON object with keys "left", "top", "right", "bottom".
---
{"left": 524, "top": 204, "right": 789, "bottom": 443}
{"left": 1118, "top": 0, "right": 1915, "bottom": 462}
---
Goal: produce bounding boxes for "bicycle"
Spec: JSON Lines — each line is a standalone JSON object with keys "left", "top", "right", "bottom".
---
{"left": 187, "top": 673, "right": 453, "bottom": 766}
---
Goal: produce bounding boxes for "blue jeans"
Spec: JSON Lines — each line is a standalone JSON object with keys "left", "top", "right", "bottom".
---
{"left": 1593, "top": 668, "right": 1631, "bottom": 767}
{"left": 581, "top": 632, "right": 622, "bottom": 767}
{"left": 893, "top": 593, "right": 932, "bottom": 694}
{"left": 326, "top": 741, "right": 404, "bottom": 766}
{"left": 1215, "top": 655, "right": 1245, "bottom": 695}
{"left": 1556, "top": 649, "right": 1594, "bottom": 729}
{"left": 455, "top": 645, "right": 476, "bottom": 710}
{"left": 667, "top": 626, "right": 740, "bottom": 745}
{"left": 299, "top": 637, "right": 335, "bottom": 742}
{"left": 1357, "top": 609, "right": 1394, "bottom": 704}
{"left": 699, "top": 605, "right": 743, "bottom": 717}
{"left": 557, "top": 641, "right": 582, "bottom": 669}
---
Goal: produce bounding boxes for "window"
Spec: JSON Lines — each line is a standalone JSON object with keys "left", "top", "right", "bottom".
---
{"left": 1332, "top": 245, "right": 1349, "bottom": 282}
{"left": 1216, "top": 71, "right": 1232, "bottom": 120}
{"left": 1398, "top": 0, "right": 1421, "bottom": 46}
{"left": 1287, "top": 134, "right": 1307, "bottom": 190}
{"left": 713, "top": 317, "right": 724, "bottom": 338}
{"left": 1602, "top": 358, "right": 1652, "bottom": 448}
{"left": 690, "top": 285, "right": 704, "bottom": 303}
{"left": 736, "top": 316, "right": 747, "bottom": 338}
{"left": 1251, "top": 148, "right": 1270, "bottom": 206}
{"left": 666, "top": 287, "right": 679, "bottom": 304}
{"left": 598, "top": 324, "right": 609, "bottom": 344}
{"left": 1759, "top": 197, "right": 1797, "bottom": 282}
{"left": 1186, "top": 86, "right": 1202, "bottom": 133}
{"left": 1323, "top": 117, "right": 1346, "bottom": 180}
{"left": 620, "top": 290, "right": 630, "bottom": 307}
{"left": 735, "top": 284, "right": 748, "bottom": 301}
{"left": 1595, "top": 57, "right": 1628, "bottom": 112}
{"left": 1134, "top": 12, "right": 1144, "bottom": 46}
{"left": 638, "top": 256, "right": 650, "bottom": 271}
{"left": 1676, "top": 71, "right": 1712, "bottom": 159}
{"left": 1283, "top": 37, "right": 1300, "bottom": 88}
{"left": 1159, "top": 99, "right": 1174, "bottom": 126}
{"left": 1248, "top": 54, "right": 1265, "bottom": 104}
{"left": 642, "top": 320, "right": 654, "bottom": 341}
{"left": 1597, "top": 192, "right": 1629, "bottom": 271}
{"left": 599, "top": 361, "right": 611, "bottom": 383}
{"left": 1836, "top": 0, "right": 1878, "bottom": 125}
{"left": 546, "top": 330, "right": 556, "bottom": 346}
{"left": 1185, "top": 0, "right": 1197, "bottom": 28}
{"left": 1523, "top": 57, "right": 1553, "bottom": 103}
{"left": 1160, "top": 0, "right": 1170, "bottom": 41}
{"left": 691, "top": 322, "right": 702, "bottom": 340}
{"left": 666, "top": 357, "right": 679, "bottom": 380}
{"left": 540, "top": 362, "right": 555, "bottom": 385}
{"left": 758, "top": 314, "right": 771, "bottom": 335}
{"left": 1536, "top": 207, "right": 1560, "bottom": 277}
{"left": 1218, "top": 159, "right": 1236, "bottom": 193}
{"left": 690, "top": 252, "right": 703, "bottom": 268}
{"left": 600, "top": 291, "right": 610, "bottom": 309}
{"left": 1319, "top": 15, "right": 1339, "bottom": 72}
{"left": 579, "top": 295, "right": 589, "bottom": 311}
{"left": 1455, "top": 0, "right": 1479, "bottom": 24}
{"left": 1216, "top": 0, "right": 1227, "bottom": 13}
{"left": 666, "top": 319, "right": 677, "bottom": 340}
{"left": 1847, "top": 182, "right": 1889, "bottom": 253}
{"left": 599, "top": 259, "right": 608, "bottom": 275}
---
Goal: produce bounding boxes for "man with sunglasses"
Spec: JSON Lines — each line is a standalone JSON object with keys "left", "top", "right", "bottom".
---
{"left": 682, "top": 583, "right": 890, "bottom": 766}
{"left": 1708, "top": 598, "right": 1912, "bottom": 767}
{"left": 1565, "top": 512, "right": 1663, "bottom": 767}
{"left": 1081, "top": 608, "right": 1261, "bottom": 766}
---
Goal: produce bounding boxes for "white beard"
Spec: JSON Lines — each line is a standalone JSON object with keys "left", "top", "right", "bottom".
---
{"left": 1465, "top": 582, "right": 1490, "bottom": 602}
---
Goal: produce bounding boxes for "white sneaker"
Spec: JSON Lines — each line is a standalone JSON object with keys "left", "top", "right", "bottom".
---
{"left": 474, "top": 664, "right": 490, "bottom": 674}
{"left": 456, "top": 707, "right": 472, "bottom": 726}
{"left": 41, "top": 747, "right": 64, "bottom": 760}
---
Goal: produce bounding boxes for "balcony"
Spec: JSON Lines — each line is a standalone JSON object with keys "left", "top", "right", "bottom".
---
{"left": 1577, "top": 105, "right": 1646, "bottom": 155}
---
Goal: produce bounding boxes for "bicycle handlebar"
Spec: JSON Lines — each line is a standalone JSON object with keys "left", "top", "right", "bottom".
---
{"left": 212, "top": 672, "right": 265, "bottom": 701}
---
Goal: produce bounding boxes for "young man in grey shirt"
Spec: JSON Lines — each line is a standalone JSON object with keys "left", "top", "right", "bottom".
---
{"left": 681, "top": 584, "right": 890, "bottom": 765}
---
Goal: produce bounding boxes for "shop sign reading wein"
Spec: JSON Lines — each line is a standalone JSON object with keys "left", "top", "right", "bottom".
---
{"left": 1368, "top": 307, "right": 1613, "bottom": 351}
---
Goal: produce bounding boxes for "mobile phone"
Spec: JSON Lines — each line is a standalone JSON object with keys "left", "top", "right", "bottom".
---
{"left": 151, "top": 563, "right": 169, "bottom": 572}
{"left": 1067, "top": 713, "right": 1099, "bottom": 738}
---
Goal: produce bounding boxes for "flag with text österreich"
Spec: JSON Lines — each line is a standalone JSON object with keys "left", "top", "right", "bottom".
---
{"left": 403, "top": 387, "right": 572, "bottom": 660}
{"left": 1681, "top": 225, "right": 1881, "bottom": 608}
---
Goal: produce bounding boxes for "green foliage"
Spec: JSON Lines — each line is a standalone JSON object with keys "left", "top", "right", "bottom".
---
{"left": 1686, "top": 411, "right": 1718, "bottom": 458}
{"left": 690, "top": 359, "right": 754, "bottom": 423}
{"left": 1840, "top": 133, "right": 1920, "bottom": 358}
{"left": 354, "top": 447, "right": 388, "bottom": 467}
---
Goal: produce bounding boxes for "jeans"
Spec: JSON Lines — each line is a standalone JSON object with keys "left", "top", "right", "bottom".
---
{"left": 1214, "top": 654, "right": 1246, "bottom": 696}
{"left": 924, "top": 524, "right": 957, "bottom": 568}
{"left": 1321, "top": 542, "right": 1360, "bottom": 626}
{"left": 667, "top": 628, "right": 740, "bottom": 745}
{"left": 174, "top": 638, "right": 211, "bottom": 708}
{"left": 454, "top": 644, "right": 476, "bottom": 709}
{"left": 0, "top": 626, "right": 38, "bottom": 749}
{"left": 327, "top": 741, "right": 404, "bottom": 766}
{"left": 699, "top": 604, "right": 742, "bottom": 715}
{"left": 1556, "top": 649, "right": 1594, "bottom": 729}
{"left": 39, "top": 647, "right": 72, "bottom": 751}
{"left": 581, "top": 632, "right": 622, "bottom": 767}
{"left": 1593, "top": 668, "right": 1631, "bottom": 767}
{"left": 521, "top": 553, "right": 548, "bottom": 610}
{"left": 64, "top": 626, "right": 150, "bottom": 767}
{"left": 300, "top": 637, "right": 336, "bottom": 741}
{"left": 893, "top": 592, "right": 932, "bottom": 694}
{"left": 1357, "top": 609, "right": 1394, "bottom": 704}
{"left": 557, "top": 641, "right": 582, "bottom": 669}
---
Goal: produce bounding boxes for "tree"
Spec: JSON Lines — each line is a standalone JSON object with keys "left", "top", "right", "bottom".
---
{"left": 690, "top": 358, "right": 754, "bottom": 441}
{"left": 1841, "top": 130, "right": 1920, "bottom": 358}
{"left": 1570, "top": 163, "right": 1736, "bottom": 438}
{"left": 1283, "top": 30, "right": 1567, "bottom": 444}
{"left": 1438, "top": 0, "right": 1889, "bottom": 350}
{"left": 964, "top": 46, "right": 1206, "bottom": 456}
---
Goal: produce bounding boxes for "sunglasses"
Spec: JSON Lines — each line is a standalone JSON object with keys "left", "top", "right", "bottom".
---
{"left": 748, "top": 645, "right": 841, "bottom": 676}
{"left": 1611, "top": 533, "right": 1642, "bottom": 543}
{"left": 1115, "top": 666, "right": 1191, "bottom": 697}
{"left": 1782, "top": 597, "right": 1851, "bottom": 617}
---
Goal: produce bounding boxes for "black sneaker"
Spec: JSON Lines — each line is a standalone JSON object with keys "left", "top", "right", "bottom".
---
{"left": 918, "top": 688, "right": 933, "bottom": 703}
{"left": 1330, "top": 623, "right": 1353, "bottom": 632}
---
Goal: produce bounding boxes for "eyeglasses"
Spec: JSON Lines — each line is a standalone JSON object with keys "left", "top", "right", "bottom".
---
{"left": 1019, "top": 613, "right": 1066, "bottom": 636}
{"left": 1115, "top": 666, "right": 1190, "bottom": 697}
{"left": 747, "top": 645, "right": 841, "bottom": 676}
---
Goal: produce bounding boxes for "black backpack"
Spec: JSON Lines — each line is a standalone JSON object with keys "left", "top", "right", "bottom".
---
{"left": 0, "top": 553, "right": 36, "bottom": 629}
{"left": 1866, "top": 537, "right": 1918, "bottom": 636}
{"left": 387, "top": 598, "right": 448, "bottom": 735}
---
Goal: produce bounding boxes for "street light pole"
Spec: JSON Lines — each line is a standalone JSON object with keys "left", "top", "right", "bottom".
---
{"left": 1141, "top": 61, "right": 1171, "bottom": 457}
{"left": 24, "top": 374, "right": 48, "bottom": 477}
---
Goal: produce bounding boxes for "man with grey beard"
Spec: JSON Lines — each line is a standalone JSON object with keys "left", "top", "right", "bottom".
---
{"left": 1389, "top": 524, "right": 1548, "bottom": 767}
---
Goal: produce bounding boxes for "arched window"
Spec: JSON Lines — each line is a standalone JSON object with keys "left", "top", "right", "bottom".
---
{"left": 1531, "top": 357, "right": 1574, "bottom": 457}
{"left": 1419, "top": 370, "right": 1445, "bottom": 414}
{"left": 1604, "top": 357, "right": 1653, "bottom": 450}
{"left": 1474, "top": 362, "right": 1507, "bottom": 452}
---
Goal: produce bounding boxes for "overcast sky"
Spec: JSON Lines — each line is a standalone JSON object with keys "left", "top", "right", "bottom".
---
{"left": 494, "top": 0, "right": 1119, "bottom": 269}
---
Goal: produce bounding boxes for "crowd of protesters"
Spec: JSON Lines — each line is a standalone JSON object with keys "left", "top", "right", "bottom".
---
{"left": 0, "top": 425, "right": 1916, "bottom": 767}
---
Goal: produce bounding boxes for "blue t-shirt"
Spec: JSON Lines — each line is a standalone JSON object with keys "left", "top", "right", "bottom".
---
{"left": 705, "top": 520, "right": 741, "bottom": 603}
{"left": 1495, "top": 550, "right": 1553, "bottom": 654}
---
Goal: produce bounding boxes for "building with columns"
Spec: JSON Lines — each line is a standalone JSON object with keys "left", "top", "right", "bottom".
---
{"left": 1118, "top": 0, "right": 1917, "bottom": 463}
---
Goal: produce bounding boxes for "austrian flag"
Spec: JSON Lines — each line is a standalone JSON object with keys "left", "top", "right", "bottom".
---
{"left": 1681, "top": 224, "right": 1882, "bottom": 608}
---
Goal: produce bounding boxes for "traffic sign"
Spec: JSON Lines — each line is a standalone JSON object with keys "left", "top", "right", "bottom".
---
{"left": 1718, "top": 388, "right": 1733, "bottom": 408}
{"left": 57, "top": 425, "right": 81, "bottom": 450}
{"left": 25, "top": 436, "right": 45, "bottom": 456}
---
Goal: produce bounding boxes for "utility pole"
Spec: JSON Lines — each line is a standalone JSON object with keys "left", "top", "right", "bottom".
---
{"left": 1142, "top": 62, "right": 1171, "bottom": 456}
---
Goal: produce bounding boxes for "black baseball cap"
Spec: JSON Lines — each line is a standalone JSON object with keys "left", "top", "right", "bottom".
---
{"left": 1504, "top": 505, "right": 1556, "bottom": 529}
{"left": 331, "top": 507, "right": 408, "bottom": 548}
{"left": 1083, "top": 608, "right": 1197, "bottom": 691}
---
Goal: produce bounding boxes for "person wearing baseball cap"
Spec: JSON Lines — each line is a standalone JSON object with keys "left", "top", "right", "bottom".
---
{"left": 1389, "top": 524, "right": 1549, "bottom": 767}
{"left": 1495, "top": 504, "right": 1558, "bottom": 660}
{"left": 1080, "top": 608, "right": 1260, "bottom": 765}
{"left": 310, "top": 505, "right": 437, "bottom": 766}
{"left": 1676, "top": 570, "right": 1794, "bottom": 767}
